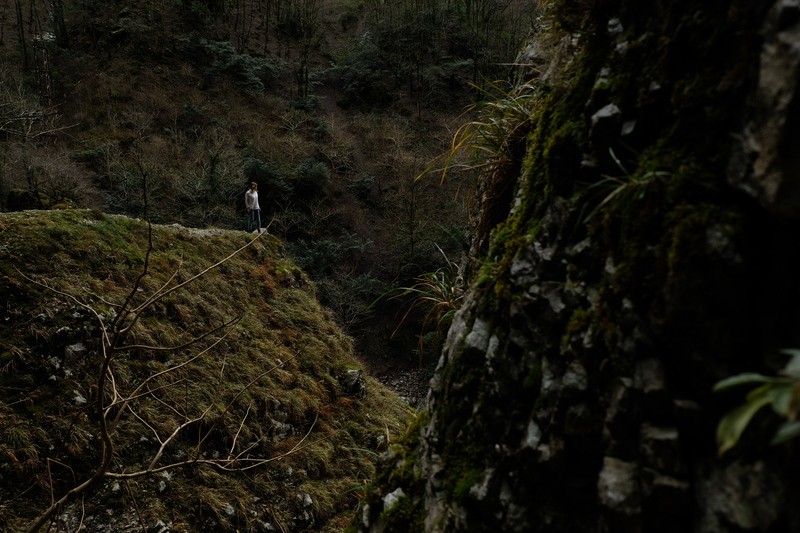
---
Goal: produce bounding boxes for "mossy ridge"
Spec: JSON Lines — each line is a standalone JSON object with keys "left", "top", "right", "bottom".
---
{"left": 587, "top": 0, "right": 763, "bottom": 340}
{"left": 429, "top": 318, "right": 552, "bottom": 527}
{"left": 0, "top": 209, "right": 411, "bottom": 531}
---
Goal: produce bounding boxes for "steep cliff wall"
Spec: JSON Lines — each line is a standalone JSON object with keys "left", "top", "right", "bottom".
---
{"left": 357, "top": 0, "right": 800, "bottom": 531}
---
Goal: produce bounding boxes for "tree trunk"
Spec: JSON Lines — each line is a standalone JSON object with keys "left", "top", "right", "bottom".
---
{"left": 14, "top": 0, "right": 28, "bottom": 68}
{"left": 48, "top": 0, "right": 69, "bottom": 48}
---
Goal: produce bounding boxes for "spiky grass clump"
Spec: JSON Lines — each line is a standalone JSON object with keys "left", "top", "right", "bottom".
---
{"left": 389, "top": 244, "right": 465, "bottom": 365}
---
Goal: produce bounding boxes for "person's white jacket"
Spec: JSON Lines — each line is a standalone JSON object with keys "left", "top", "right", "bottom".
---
{"left": 245, "top": 189, "right": 260, "bottom": 211}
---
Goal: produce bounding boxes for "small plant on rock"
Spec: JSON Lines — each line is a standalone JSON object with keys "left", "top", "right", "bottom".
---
{"left": 425, "top": 80, "right": 537, "bottom": 184}
{"left": 714, "top": 349, "right": 800, "bottom": 456}
{"left": 388, "top": 244, "right": 464, "bottom": 367}
{"left": 583, "top": 147, "right": 670, "bottom": 223}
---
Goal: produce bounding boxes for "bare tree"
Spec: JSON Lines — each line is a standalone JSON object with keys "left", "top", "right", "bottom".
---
{"left": 0, "top": 81, "right": 75, "bottom": 199}
{"left": 47, "top": 0, "right": 68, "bottom": 48}
{"left": 14, "top": 0, "right": 29, "bottom": 68}
{"left": 0, "top": 82, "right": 65, "bottom": 140}
{"left": 32, "top": 148, "right": 102, "bottom": 207}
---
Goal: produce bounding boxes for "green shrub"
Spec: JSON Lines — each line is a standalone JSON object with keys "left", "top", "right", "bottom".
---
{"left": 243, "top": 157, "right": 292, "bottom": 206}
{"left": 317, "top": 273, "right": 384, "bottom": 329}
{"left": 195, "top": 39, "right": 284, "bottom": 92}
{"left": 292, "top": 158, "right": 330, "bottom": 199}
{"left": 331, "top": 33, "right": 393, "bottom": 109}
{"left": 175, "top": 102, "right": 209, "bottom": 133}
{"left": 285, "top": 239, "right": 343, "bottom": 278}
{"left": 347, "top": 174, "right": 375, "bottom": 201}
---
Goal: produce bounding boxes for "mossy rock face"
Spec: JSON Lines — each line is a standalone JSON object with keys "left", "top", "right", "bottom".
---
{"left": 360, "top": 0, "right": 800, "bottom": 532}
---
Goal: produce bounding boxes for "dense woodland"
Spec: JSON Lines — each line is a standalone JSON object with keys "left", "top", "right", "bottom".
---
{"left": 0, "top": 0, "right": 537, "bottom": 371}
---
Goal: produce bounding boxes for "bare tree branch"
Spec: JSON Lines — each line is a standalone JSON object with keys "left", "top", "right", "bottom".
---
{"left": 229, "top": 401, "right": 253, "bottom": 459}
{"left": 106, "top": 413, "right": 321, "bottom": 479}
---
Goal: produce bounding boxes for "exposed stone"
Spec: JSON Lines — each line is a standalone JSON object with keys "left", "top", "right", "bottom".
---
{"left": 640, "top": 424, "right": 682, "bottom": 475}
{"left": 607, "top": 18, "right": 624, "bottom": 36}
{"left": 541, "top": 284, "right": 567, "bottom": 315}
{"left": 696, "top": 461, "right": 785, "bottom": 532}
{"left": 298, "top": 492, "right": 313, "bottom": 508}
{"left": 267, "top": 417, "right": 295, "bottom": 442}
{"left": 592, "top": 103, "right": 621, "bottom": 126}
{"left": 729, "top": 0, "right": 800, "bottom": 217}
{"left": 340, "top": 369, "right": 366, "bottom": 398}
{"left": 598, "top": 457, "right": 638, "bottom": 508}
{"left": 65, "top": 342, "right": 86, "bottom": 356}
{"left": 468, "top": 469, "right": 493, "bottom": 500}
{"left": 521, "top": 420, "right": 542, "bottom": 449}
{"left": 463, "top": 318, "right": 491, "bottom": 356}
{"left": 383, "top": 487, "right": 406, "bottom": 511}
{"left": 621, "top": 119, "right": 637, "bottom": 136}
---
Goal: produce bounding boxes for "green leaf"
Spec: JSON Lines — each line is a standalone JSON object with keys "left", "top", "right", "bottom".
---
{"left": 771, "top": 421, "right": 800, "bottom": 445}
{"left": 780, "top": 349, "right": 800, "bottom": 378}
{"left": 713, "top": 373, "right": 778, "bottom": 392}
{"left": 769, "top": 384, "right": 795, "bottom": 417}
{"left": 716, "top": 393, "right": 772, "bottom": 456}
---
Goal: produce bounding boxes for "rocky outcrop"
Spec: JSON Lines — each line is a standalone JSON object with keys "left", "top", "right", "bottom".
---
{"left": 358, "top": 1, "right": 800, "bottom": 531}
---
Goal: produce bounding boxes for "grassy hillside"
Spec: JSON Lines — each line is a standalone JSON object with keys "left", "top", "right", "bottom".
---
{"left": 0, "top": 209, "right": 411, "bottom": 532}
{"left": 0, "top": 0, "right": 493, "bottom": 369}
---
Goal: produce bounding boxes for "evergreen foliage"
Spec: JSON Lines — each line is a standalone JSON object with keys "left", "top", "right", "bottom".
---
{"left": 194, "top": 38, "right": 285, "bottom": 91}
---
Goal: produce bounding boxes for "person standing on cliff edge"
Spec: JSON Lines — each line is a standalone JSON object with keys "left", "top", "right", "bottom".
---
{"left": 245, "top": 181, "right": 262, "bottom": 233}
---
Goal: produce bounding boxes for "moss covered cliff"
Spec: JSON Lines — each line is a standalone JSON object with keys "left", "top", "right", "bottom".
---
{"left": 0, "top": 209, "right": 410, "bottom": 531}
{"left": 358, "top": 0, "right": 800, "bottom": 531}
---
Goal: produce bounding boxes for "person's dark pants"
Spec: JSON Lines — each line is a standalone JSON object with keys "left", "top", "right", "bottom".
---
{"left": 248, "top": 209, "right": 261, "bottom": 232}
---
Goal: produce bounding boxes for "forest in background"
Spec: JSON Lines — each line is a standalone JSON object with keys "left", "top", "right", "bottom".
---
{"left": 0, "top": 0, "right": 538, "bottom": 371}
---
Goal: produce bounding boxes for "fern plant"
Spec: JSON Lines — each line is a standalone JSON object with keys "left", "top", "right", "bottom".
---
{"left": 714, "top": 349, "right": 800, "bottom": 456}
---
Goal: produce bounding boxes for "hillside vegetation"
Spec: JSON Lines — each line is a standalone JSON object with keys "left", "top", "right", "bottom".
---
{"left": 0, "top": 209, "right": 410, "bottom": 531}
{"left": 0, "top": 0, "right": 538, "bottom": 369}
